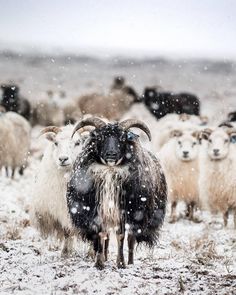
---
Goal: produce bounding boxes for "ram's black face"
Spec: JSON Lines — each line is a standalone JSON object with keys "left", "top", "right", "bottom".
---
{"left": 91, "top": 123, "right": 138, "bottom": 166}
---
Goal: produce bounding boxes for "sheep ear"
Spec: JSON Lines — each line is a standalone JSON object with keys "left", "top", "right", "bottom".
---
{"left": 192, "top": 130, "right": 200, "bottom": 139}
{"left": 218, "top": 122, "right": 234, "bottom": 128}
{"left": 45, "top": 133, "right": 56, "bottom": 142}
{"left": 199, "top": 116, "right": 208, "bottom": 125}
{"left": 199, "top": 128, "right": 212, "bottom": 141}
{"left": 170, "top": 130, "right": 182, "bottom": 137}
{"left": 179, "top": 113, "right": 189, "bottom": 121}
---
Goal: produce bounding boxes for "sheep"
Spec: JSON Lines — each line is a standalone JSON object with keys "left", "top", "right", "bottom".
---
{"left": 31, "top": 97, "right": 65, "bottom": 126}
{"left": 159, "top": 129, "right": 200, "bottom": 223}
{"left": 30, "top": 125, "right": 88, "bottom": 256}
{"left": 78, "top": 77, "right": 140, "bottom": 121}
{"left": 4, "top": 111, "right": 31, "bottom": 177}
{"left": 67, "top": 117, "right": 167, "bottom": 269}
{"left": 0, "top": 84, "right": 31, "bottom": 120}
{"left": 141, "top": 87, "right": 200, "bottom": 120}
{"left": 46, "top": 90, "right": 82, "bottom": 124}
{"left": 199, "top": 127, "right": 236, "bottom": 227}
{"left": 153, "top": 114, "right": 206, "bottom": 151}
{"left": 0, "top": 109, "right": 31, "bottom": 178}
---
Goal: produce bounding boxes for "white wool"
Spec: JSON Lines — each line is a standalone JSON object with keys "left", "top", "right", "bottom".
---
{"left": 0, "top": 112, "right": 31, "bottom": 172}
{"left": 89, "top": 163, "right": 129, "bottom": 231}
{"left": 30, "top": 125, "right": 83, "bottom": 232}
{"left": 199, "top": 129, "right": 236, "bottom": 213}
{"left": 5, "top": 112, "right": 31, "bottom": 170}
{"left": 153, "top": 115, "right": 204, "bottom": 151}
{"left": 159, "top": 133, "right": 199, "bottom": 205}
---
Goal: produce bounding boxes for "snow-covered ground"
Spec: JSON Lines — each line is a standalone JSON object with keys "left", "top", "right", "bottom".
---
{"left": 1, "top": 156, "right": 236, "bottom": 294}
{"left": 0, "top": 53, "right": 236, "bottom": 294}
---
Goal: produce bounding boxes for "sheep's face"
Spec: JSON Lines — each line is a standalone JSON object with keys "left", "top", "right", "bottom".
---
{"left": 47, "top": 132, "right": 82, "bottom": 169}
{"left": 207, "top": 130, "right": 230, "bottom": 160}
{"left": 175, "top": 134, "right": 198, "bottom": 162}
{"left": 90, "top": 123, "right": 137, "bottom": 166}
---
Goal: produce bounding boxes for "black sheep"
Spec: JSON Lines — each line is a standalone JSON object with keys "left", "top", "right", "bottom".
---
{"left": 1, "top": 84, "right": 31, "bottom": 120}
{"left": 67, "top": 117, "right": 167, "bottom": 269}
{"left": 142, "top": 87, "right": 200, "bottom": 119}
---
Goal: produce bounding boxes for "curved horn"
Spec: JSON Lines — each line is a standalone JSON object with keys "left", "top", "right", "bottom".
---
{"left": 120, "top": 119, "right": 152, "bottom": 141}
{"left": 40, "top": 126, "right": 62, "bottom": 136}
{"left": 72, "top": 117, "right": 106, "bottom": 138}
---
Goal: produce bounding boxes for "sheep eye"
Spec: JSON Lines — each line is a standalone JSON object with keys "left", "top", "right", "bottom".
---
{"left": 230, "top": 136, "right": 236, "bottom": 143}
{"left": 54, "top": 142, "right": 58, "bottom": 146}
{"left": 209, "top": 139, "right": 212, "bottom": 143}
{"left": 75, "top": 140, "right": 81, "bottom": 146}
{"left": 224, "top": 139, "right": 229, "bottom": 144}
{"left": 192, "top": 142, "right": 197, "bottom": 146}
{"left": 127, "top": 132, "right": 138, "bottom": 141}
{"left": 178, "top": 141, "right": 181, "bottom": 145}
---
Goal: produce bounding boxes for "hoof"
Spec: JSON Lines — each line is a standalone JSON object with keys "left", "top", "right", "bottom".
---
{"left": 117, "top": 254, "right": 126, "bottom": 269}
{"left": 95, "top": 253, "right": 105, "bottom": 270}
{"left": 117, "top": 260, "right": 126, "bottom": 269}
{"left": 128, "top": 259, "right": 134, "bottom": 265}
{"left": 191, "top": 216, "right": 202, "bottom": 223}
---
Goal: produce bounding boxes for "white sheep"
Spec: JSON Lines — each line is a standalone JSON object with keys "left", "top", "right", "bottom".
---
{"left": 159, "top": 129, "right": 200, "bottom": 222}
{"left": 153, "top": 114, "right": 207, "bottom": 151}
{"left": 30, "top": 125, "right": 88, "bottom": 256}
{"left": 199, "top": 127, "right": 236, "bottom": 227}
{"left": 0, "top": 110, "right": 31, "bottom": 178}
{"left": 5, "top": 111, "right": 31, "bottom": 176}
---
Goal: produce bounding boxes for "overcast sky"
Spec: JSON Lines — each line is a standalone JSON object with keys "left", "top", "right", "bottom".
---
{"left": 0, "top": 0, "right": 236, "bottom": 58}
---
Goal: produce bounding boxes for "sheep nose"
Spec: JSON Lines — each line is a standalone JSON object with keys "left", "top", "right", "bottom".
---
{"left": 213, "top": 149, "right": 220, "bottom": 155}
{"left": 183, "top": 151, "right": 189, "bottom": 157}
{"left": 59, "top": 156, "right": 69, "bottom": 163}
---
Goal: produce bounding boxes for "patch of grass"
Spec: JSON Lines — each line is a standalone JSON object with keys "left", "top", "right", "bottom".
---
{"left": 190, "top": 235, "right": 222, "bottom": 265}
{"left": 5, "top": 225, "right": 21, "bottom": 240}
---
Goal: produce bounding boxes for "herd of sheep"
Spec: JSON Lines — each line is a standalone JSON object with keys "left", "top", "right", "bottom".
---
{"left": 1, "top": 77, "right": 236, "bottom": 270}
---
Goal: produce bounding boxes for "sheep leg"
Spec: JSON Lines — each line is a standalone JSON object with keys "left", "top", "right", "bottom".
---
{"left": 11, "top": 168, "right": 15, "bottom": 179}
{"left": 19, "top": 166, "right": 24, "bottom": 176}
{"left": 104, "top": 233, "right": 110, "bottom": 262}
{"left": 186, "top": 202, "right": 194, "bottom": 221}
{"left": 223, "top": 210, "right": 229, "bottom": 227}
{"left": 169, "top": 201, "right": 177, "bottom": 223}
{"left": 116, "top": 229, "right": 125, "bottom": 269}
{"left": 5, "top": 167, "right": 9, "bottom": 177}
{"left": 94, "top": 233, "right": 105, "bottom": 270}
{"left": 87, "top": 244, "right": 95, "bottom": 259}
{"left": 128, "top": 233, "right": 135, "bottom": 265}
{"left": 61, "top": 230, "right": 74, "bottom": 257}
{"left": 234, "top": 209, "right": 236, "bottom": 230}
